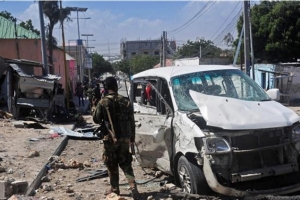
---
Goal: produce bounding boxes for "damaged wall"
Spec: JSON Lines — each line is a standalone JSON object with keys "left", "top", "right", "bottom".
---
{"left": 0, "top": 39, "right": 75, "bottom": 93}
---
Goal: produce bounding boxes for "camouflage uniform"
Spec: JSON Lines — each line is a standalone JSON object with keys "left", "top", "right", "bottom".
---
{"left": 84, "top": 87, "right": 95, "bottom": 108}
{"left": 93, "top": 93, "right": 136, "bottom": 196}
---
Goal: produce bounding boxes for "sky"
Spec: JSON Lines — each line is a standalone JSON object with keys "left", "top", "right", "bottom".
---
{"left": 0, "top": 0, "right": 244, "bottom": 56}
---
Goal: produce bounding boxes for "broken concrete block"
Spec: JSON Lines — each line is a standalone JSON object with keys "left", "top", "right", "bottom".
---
{"left": 41, "top": 176, "right": 50, "bottom": 183}
{"left": 0, "top": 181, "right": 13, "bottom": 199}
{"left": 65, "top": 188, "right": 73, "bottom": 193}
{"left": 11, "top": 181, "right": 28, "bottom": 194}
{"left": 0, "top": 167, "right": 5, "bottom": 173}
{"left": 28, "top": 150, "right": 39, "bottom": 158}
{"left": 12, "top": 122, "right": 24, "bottom": 128}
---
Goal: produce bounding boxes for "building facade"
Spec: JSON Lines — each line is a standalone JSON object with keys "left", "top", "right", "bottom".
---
{"left": 120, "top": 39, "right": 176, "bottom": 60}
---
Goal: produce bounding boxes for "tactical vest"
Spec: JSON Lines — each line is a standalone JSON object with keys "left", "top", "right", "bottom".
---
{"left": 102, "top": 94, "right": 132, "bottom": 139}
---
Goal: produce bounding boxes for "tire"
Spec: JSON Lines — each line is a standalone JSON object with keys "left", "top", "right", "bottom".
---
{"left": 177, "top": 156, "right": 211, "bottom": 195}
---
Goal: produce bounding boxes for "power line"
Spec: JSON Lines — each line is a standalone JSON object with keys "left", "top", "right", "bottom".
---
{"left": 211, "top": 8, "right": 242, "bottom": 45}
{"left": 210, "top": 1, "right": 241, "bottom": 40}
{"left": 167, "top": 1, "right": 216, "bottom": 36}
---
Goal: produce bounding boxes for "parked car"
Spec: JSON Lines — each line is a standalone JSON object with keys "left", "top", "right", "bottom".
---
{"left": 130, "top": 65, "right": 300, "bottom": 197}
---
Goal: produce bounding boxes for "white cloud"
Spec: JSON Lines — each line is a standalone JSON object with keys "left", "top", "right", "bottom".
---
{"left": 17, "top": 3, "right": 40, "bottom": 28}
{"left": 13, "top": 1, "right": 243, "bottom": 55}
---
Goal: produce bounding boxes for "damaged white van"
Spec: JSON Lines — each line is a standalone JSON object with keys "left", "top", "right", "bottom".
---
{"left": 130, "top": 65, "right": 300, "bottom": 197}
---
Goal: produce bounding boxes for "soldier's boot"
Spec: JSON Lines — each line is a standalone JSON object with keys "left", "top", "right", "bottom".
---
{"left": 105, "top": 187, "right": 120, "bottom": 196}
{"left": 129, "top": 182, "right": 139, "bottom": 200}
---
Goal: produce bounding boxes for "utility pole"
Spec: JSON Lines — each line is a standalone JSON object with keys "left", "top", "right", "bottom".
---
{"left": 38, "top": 1, "right": 49, "bottom": 75}
{"left": 160, "top": 34, "right": 163, "bottom": 67}
{"left": 199, "top": 43, "right": 202, "bottom": 65}
{"left": 60, "top": 0, "right": 69, "bottom": 109}
{"left": 108, "top": 39, "right": 110, "bottom": 62}
{"left": 162, "top": 31, "right": 166, "bottom": 67}
{"left": 76, "top": 10, "right": 83, "bottom": 83}
{"left": 68, "top": 7, "right": 88, "bottom": 83}
{"left": 81, "top": 34, "right": 93, "bottom": 82}
{"left": 243, "top": 1, "right": 251, "bottom": 76}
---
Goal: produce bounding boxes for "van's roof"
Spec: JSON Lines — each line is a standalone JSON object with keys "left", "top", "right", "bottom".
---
{"left": 132, "top": 65, "right": 238, "bottom": 80}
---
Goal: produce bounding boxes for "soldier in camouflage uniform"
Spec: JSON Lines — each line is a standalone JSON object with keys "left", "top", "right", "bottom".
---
{"left": 84, "top": 84, "right": 95, "bottom": 110}
{"left": 92, "top": 77, "right": 139, "bottom": 199}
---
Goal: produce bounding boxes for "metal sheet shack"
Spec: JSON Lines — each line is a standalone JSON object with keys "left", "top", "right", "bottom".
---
{"left": 1, "top": 58, "right": 61, "bottom": 120}
{"left": 251, "top": 63, "right": 299, "bottom": 106}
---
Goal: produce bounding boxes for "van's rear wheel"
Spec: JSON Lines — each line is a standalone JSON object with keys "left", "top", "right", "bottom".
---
{"left": 177, "top": 156, "right": 211, "bottom": 194}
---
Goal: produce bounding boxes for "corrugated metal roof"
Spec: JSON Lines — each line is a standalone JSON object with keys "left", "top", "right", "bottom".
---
{"left": 0, "top": 16, "right": 40, "bottom": 39}
{"left": 10, "top": 63, "right": 60, "bottom": 80}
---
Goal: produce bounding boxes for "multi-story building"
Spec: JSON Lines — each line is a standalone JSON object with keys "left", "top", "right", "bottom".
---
{"left": 62, "top": 41, "right": 88, "bottom": 82}
{"left": 120, "top": 39, "right": 176, "bottom": 60}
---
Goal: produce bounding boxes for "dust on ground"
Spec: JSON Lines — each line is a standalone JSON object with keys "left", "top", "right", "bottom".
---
{"left": 3, "top": 106, "right": 300, "bottom": 200}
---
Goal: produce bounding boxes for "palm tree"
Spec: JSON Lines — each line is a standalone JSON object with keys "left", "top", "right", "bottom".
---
{"left": 223, "top": 33, "right": 234, "bottom": 47}
{"left": 42, "top": 1, "right": 72, "bottom": 72}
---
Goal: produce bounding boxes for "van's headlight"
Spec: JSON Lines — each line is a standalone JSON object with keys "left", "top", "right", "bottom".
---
{"left": 203, "top": 137, "right": 231, "bottom": 154}
{"left": 292, "top": 124, "right": 300, "bottom": 141}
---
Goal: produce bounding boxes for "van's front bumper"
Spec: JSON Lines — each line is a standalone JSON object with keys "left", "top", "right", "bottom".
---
{"left": 203, "top": 156, "right": 300, "bottom": 197}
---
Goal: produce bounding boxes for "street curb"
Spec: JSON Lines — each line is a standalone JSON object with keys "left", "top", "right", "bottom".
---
{"left": 25, "top": 126, "right": 74, "bottom": 196}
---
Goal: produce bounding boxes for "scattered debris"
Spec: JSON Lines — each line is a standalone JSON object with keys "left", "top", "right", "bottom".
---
{"left": 8, "top": 195, "right": 42, "bottom": 200}
{"left": 0, "top": 180, "right": 28, "bottom": 199}
{"left": 164, "top": 183, "right": 177, "bottom": 192}
{"left": 50, "top": 126, "right": 98, "bottom": 139}
{"left": 76, "top": 169, "right": 108, "bottom": 182}
{"left": 65, "top": 187, "right": 74, "bottom": 193}
{"left": 23, "top": 121, "right": 47, "bottom": 129}
{"left": 28, "top": 138, "right": 39, "bottom": 141}
{"left": 155, "top": 171, "right": 163, "bottom": 178}
{"left": 7, "top": 168, "right": 13, "bottom": 174}
{"left": 0, "top": 110, "right": 13, "bottom": 119}
{"left": 106, "top": 193, "right": 127, "bottom": 200}
{"left": 41, "top": 176, "right": 51, "bottom": 183}
{"left": 28, "top": 150, "right": 40, "bottom": 158}
{"left": 0, "top": 167, "right": 6, "bottom": 173}
{"left": 41, "top": 184, "right": 53, "bottom": 192}
{"left": 13, "top": 121, "right": 25, "bottom": 128}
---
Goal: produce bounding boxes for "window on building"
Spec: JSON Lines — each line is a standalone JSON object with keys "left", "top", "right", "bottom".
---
{"left": 144, "top": 52, "right": 148, "bottom": 55}
{"left": 131, "top": 52, "right": 136, "bottom": 56}
{"left": 154, "top": 51, "right": 159, "bottom": 55}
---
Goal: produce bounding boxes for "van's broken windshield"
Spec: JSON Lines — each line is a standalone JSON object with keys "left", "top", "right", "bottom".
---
{"left": 171, "top": 69, "right": 271, "bottom": 111}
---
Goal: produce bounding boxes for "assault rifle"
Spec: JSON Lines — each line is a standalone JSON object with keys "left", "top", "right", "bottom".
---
{"left": 92, "top": 124, "right": 104, "bottom": 140}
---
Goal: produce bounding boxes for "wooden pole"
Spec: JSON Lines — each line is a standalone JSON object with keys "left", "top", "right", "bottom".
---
{"left": 60, "top": 0, "right": 69, "bottom": 109}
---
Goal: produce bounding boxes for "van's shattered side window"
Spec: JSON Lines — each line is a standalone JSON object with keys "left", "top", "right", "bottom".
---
{"left": 171, "top": 69, "right": 270, "bottom": 111}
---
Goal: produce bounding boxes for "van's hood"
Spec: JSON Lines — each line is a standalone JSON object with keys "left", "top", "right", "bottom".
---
{"left": 189, "top": 90, "right": 300, "bottom": 130}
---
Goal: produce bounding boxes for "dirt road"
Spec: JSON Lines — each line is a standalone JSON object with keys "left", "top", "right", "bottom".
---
{"left": 3, "top": 104, "right": 300, "bottom": 199}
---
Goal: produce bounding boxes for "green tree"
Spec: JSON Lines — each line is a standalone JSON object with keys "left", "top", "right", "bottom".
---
{"left": 43, "top": 1, "right": 72, "bottom": 68}
{"left": 175, "top": 39, "right": 223, "bottom": 59}
{"left": 236, "top": 1, "right": 300, "bottom": 63}
{"left": 0, "top": 11, "right": 15, "bottom": 21}
{"left": 91, "top": 53, "right": 113, "bottom": 77}
{"left": 113, "top": 60, "right": 130, "bottom": 76}
{"left": 129, "top": 55, "right": 159, "bottom": 75}
{"left": 19, "top": 20, "right": 40, "bottom": 35}
{"left": 0, "top": 11, "right": 40, "bottom": 35}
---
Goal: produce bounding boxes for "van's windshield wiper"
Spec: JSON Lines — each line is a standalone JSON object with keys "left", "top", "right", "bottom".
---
{"left": 260, "top": 99, "right": 271, "bottom": 101}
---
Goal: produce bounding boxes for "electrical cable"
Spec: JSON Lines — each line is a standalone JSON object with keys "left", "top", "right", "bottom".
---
{"left": 210, "top": 1, "right": 241, "bottom": 40}
{"left": 167, "top": 1, "right": 216, "bottom": 36}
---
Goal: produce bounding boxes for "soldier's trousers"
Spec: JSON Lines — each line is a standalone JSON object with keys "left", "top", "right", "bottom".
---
{"left": 102, "top": 138, "right": 135, "bottom": 191}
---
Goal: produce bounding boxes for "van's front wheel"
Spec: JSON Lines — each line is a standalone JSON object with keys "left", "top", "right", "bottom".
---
{"left": 177, "top": 156, "right": 211, "bottom": 195}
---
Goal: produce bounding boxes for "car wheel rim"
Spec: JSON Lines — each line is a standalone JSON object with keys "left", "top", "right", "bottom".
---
{"left": 178, "top": 165, "right": 191, "bottom": 193}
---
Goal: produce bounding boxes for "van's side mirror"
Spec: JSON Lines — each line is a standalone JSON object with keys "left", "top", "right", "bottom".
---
{"left": 266, "top": 88, "right": 280, "bottom": 101}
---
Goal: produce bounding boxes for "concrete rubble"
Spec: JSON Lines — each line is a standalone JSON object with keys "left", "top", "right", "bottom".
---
{"left": 0, "top": 181, "right": 28, "bottom": 200}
